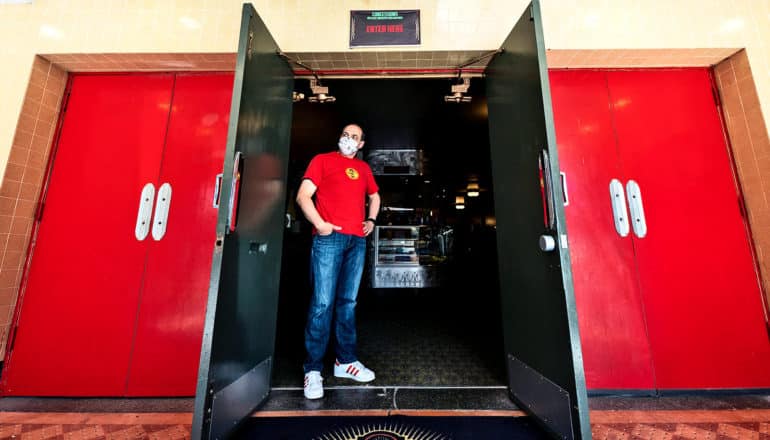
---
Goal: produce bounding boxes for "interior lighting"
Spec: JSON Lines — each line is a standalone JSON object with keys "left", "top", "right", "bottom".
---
{"left": 39, "top": 24, "right": 63, "bottom": 40}
{"left": 455, "top": 195, "right": 465, "bottom": 210}
{"left": 179, "top": 16, "right": 201, "bottom": 30}
{"left": 445, "top": 77, "right": 472, "bottom": 103}
{"left": 466, "top": 182, "right": 480, "bottom": 197}
{"left": 307, "top": 78, "right": 336, "bottom": 103}
{"left": 582, "top": 13, "right": 600, "bottom": 29}
{"left": 720, "top": 18, "right": 745, "bottom": 33}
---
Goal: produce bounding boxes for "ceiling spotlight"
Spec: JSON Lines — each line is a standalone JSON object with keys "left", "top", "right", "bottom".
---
{"left": 307, "top": 78, "right": 336, "bottom": 103}
{"left": 292, "top": 91, "right": 305, "bottom": 102}
{"left": 445, "top": 77, "right": 472, "bottom": 103}
{"left": 455, "top": 195, "right": 465, "bottom": 210}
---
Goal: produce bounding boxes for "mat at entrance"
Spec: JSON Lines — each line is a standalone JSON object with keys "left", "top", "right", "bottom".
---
{"left": 233, "top": 415, "right": 549, "bottom": 439}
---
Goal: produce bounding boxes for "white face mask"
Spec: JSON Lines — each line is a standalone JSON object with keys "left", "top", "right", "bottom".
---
{"left": 338, "top": 137, "right": 359, "bottom": 156}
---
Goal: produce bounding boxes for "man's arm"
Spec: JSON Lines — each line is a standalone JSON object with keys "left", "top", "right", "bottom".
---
{"left": 296, "top": 179, "right": 340, "bottom": 235}
{"left": 363, "top": 192, "right": 381, "bottom": 236}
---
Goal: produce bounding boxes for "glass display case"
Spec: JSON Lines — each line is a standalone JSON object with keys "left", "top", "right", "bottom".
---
{"left": 370, "top": 225, "right": 452, "bottom": 288}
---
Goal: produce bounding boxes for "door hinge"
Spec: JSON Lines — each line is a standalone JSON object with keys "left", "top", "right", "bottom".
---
{"left": 711, "top": 83, "right": 722, "bottom": 107}
{"left": 8, "top": 326, "right": 18, "bottom": 353}
{"left": 738, "top": 196, "right": 748, "bottom": 219}
{"left": 36, "top": 202, "right": 45, "bottom": 222}
{"left": 61, "top": 88, "right": 72, "bottom": 113}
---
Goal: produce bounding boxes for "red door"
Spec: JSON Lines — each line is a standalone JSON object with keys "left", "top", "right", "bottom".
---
{"left": 2, "top": 74, "right": 174, "bottom": 395}
{"left": 607, "top": 69, "right": 770, "bottom": 388}
{"left": 2, "top": 73, "right": 233, "bottom": 396}
{"left": 550, "top": 70, "right": 657, "bottom": 390}
{"left": 126, "top": 73, "right": 232, "bottom": 395}
{"left": 553, "top": 68, "right": 770, "bottom": 390}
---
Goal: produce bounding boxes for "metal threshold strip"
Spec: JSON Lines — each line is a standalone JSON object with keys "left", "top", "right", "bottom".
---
{"left": 272, "top": 385, "right": 507, "bottom": 391}
{"left": 252, "top": 409, "right": 527, "bottom": 417}
{"left": 257, "top": 386, "right": 519, "bottom": 415}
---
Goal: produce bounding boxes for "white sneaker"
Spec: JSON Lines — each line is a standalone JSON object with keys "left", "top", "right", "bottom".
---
{"left": 334, "top": 360, "right": 375, "bottom": 383}
{"left": 303, "top": 371, "right": 323, "bottom": 399}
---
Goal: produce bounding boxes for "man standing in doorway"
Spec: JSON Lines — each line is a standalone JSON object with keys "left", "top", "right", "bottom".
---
{"left": 296, "top": 123, "right": 381, "bottom": 399}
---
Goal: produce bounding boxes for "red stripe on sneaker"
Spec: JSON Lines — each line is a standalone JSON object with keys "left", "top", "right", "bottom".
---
{"left": 347, "top": 365, "right": 353, "bottom": 374}
{"left": 335, "top": 360, "right": 340, "bottom": 366}
{"left": 352, "top": 367, "right": 359, "bottom": 376}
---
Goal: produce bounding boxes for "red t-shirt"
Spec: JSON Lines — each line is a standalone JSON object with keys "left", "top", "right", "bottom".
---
{"left": 303, "top": 152, "right": 379, "bottom": 237}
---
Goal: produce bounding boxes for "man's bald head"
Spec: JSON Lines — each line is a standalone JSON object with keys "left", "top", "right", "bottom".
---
{"left": 342, "top": 124, "right": 364, "bottom": 140}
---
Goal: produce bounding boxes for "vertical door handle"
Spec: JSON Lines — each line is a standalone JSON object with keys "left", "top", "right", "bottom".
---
{"left": 212, "top": 173, "right": 223, "bottom": 208}
{"left": 151, "top": 183, "right": 172, "bottom": 241}
{"left": 135, "top": 183, "right": 155, "bottom": 241}
{"left": 626, "top": 180, "right": 647, "bottom": 238}
{"left": 609, "top": 179, "right": 630, "bottom": 237}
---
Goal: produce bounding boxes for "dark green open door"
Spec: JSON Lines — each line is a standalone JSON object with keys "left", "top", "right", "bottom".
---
{"left": 486, "top": 2, "right": 591, "bottom": 439}
{"left": 192, "top": 4, "right": 293, "bottom": 439}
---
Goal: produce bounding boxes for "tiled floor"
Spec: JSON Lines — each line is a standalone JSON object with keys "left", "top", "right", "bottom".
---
{"left": 0, "top": 412, "right": 192, "bottom": 439}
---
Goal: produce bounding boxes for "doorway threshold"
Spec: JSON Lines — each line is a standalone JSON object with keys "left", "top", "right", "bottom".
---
{"left": 257, "top": 386, "right": 520, "bottom": 415}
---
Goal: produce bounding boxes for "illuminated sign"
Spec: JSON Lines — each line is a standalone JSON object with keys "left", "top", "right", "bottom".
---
{"left": 350, "top": 10, "right": 420, "bottom": 47}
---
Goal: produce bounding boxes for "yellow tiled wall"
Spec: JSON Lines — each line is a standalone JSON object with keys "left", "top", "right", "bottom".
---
{"left": 1, "top": 1, "right": 769, "bottom": 179}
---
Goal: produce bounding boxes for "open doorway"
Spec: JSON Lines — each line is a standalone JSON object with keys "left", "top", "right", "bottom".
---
{"left": 194, "top": 4, "right": 590, "bottom": 439}
{"left": 274, "top": 78, "right": 505, "bottom": 389}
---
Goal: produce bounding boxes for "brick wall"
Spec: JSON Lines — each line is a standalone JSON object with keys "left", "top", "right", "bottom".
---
{"left": 714, "top": 49, "right": 770, "bottom": 311}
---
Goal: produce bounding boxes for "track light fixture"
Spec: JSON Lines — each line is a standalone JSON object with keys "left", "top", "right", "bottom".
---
{"left": 444, "top": 77, "right": 472, "bottom": 103}
{"left": 307, "top": 78, "right": 336, "bottom": 103}
{"left": 292, "top": 91, "right": 305, "bottom": 102}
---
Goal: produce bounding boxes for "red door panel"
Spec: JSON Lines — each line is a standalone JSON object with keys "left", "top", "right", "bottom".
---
{"left": 607, "top": 69, "right": 770, "bottom": 388}
{"left": 550, "top": 70, "right": 657, "bottom": 390}
{"left": 2, "top": 74, "right": 173, "bottom": 396}
{"left": 126, "top": 74, "right": 233, "bottom": 395}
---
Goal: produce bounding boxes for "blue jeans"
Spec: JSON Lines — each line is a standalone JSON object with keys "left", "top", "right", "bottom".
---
{"left": 304, "top": 232, "right": 366, "bottom": 373}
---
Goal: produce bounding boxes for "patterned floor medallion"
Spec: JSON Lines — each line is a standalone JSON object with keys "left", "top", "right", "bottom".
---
{"left": 314, "top": 423, "right": 449, "bottom": 440}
